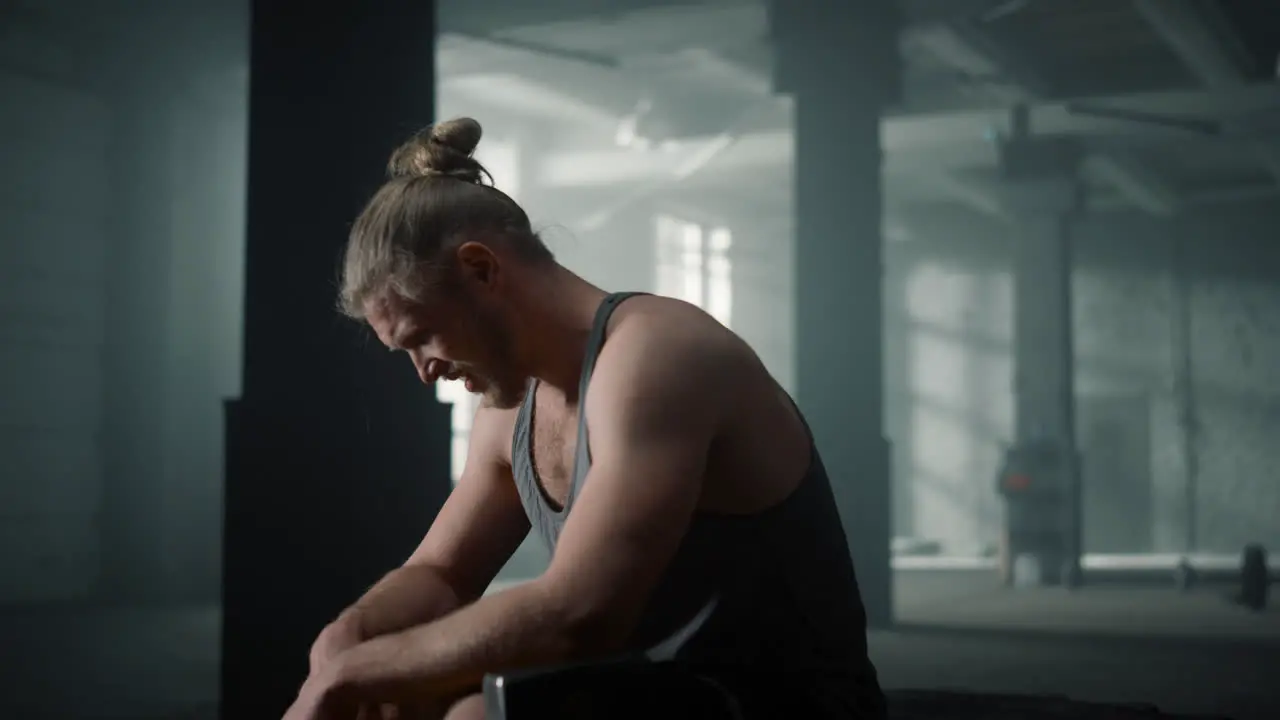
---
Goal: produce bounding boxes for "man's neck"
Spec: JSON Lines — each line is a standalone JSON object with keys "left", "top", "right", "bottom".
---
{"left": 512, "top": 265, "right": 608, "bottom": 399}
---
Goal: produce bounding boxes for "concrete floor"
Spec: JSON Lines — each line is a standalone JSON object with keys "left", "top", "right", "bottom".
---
{"left": 1, "top": 572, "right": 1277, "bottom": 719}
{"left": 885, "top": 571, "right": 1280, "bottom": 719}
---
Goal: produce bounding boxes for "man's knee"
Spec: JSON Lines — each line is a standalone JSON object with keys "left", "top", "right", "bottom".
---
{"left": 444, "top": 693, "right": 485, "bottom": 720}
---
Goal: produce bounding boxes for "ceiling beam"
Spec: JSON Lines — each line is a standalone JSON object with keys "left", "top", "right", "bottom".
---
{"left": 537, "top": 83, "right": 1277, "bottom": 181}
{"left": 891, "top": 182, "right": 1278, "bottom": 232}
{"left": 440, "top": 0, "right": 579, "bottom": 34}
{"left": 945, "top": 16, "right": 1055, "bottom": 97}
{"left": 895, "top": 15, "right": 1053, "bottom": 217}
{"left": 622, "top": 47, "right": 773, "bottom": 96}
{"left": 438, "top": 34, "right": 640, "bottom": 122}
{"left": 1080, "top": 151, "right": 1180, "bottom": 216}
{"left": 443, "top": 0, "right": 1033, "bottom": 120}
{"left": 900, "top": 16, "right": 1186, "bottom": 222}
{"left": 917, "top": 171, "right": 1010, "bottom": 220}
{"left": 535, "top": 132, "right": 999, "bottom": 188}
{"left": 439, "top": 0, "right": 706, "bottom": 35}
{"left": 1132, "top": 0, "right": 1252, "bottom": 87}
{"left": 899, "top": 0, "right": 1013, "bottom": 27}
{"left": 909, "top": 7, "right": 1256, "bottom": 218}
{"left": 447, "top": 31, "right": 619, "bottom": 69}
{"left": 901, "top": 24, "right": 1024, "bottom": 106}
{"left": 1132, "top": 0, "right": 1280, "bottom": 186}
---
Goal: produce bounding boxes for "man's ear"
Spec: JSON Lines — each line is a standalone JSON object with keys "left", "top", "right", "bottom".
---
{"left": 454, "top": 240, "right": 501, "bottom": 289}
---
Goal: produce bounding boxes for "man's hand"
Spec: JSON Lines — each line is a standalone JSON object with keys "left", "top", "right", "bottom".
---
{"left": 306, "top": 399, "right": 530, "bottom": 671}
{"left": 288, "top": 654, "right": 447, "bottom": 720}
{"left": 308, "top": 620, "right": 444, "bottom": 719}
{"left": 307, "top": 620, "right": 393, "bottom": 720}
{"left": 310, "top": 616, "right": 364, "bottom": 674}
{"left": 282, "top": 664, "right": 352, "bottom": 720}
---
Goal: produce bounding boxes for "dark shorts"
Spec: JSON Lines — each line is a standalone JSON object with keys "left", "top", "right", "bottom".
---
{"left": 485, "top": 660, "right": 884, "bottom": 720}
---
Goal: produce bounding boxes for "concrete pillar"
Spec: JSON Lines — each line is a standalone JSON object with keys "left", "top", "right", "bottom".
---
{"left": 770, "top": 1, "right": 901, "bottom": 628}
{"left": 998, "top": 122, "right": 1085, "bottom": 585}
{"left": 222, "top": 1, "right": 450, "bottom": 716}
{"left": 1009, "top": 181, "right": 1078, "bottom": 442}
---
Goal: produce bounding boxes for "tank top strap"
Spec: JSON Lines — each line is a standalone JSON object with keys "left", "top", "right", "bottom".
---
{"left": 570, "top": 292, "right": 648, "bottom": 493}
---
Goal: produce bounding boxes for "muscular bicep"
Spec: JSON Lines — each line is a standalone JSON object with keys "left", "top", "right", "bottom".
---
{"left": 539, "top": 310, "right": 735, "bottom": 645}
{"left": 406, "top": 407, "right": 531, "bottom": 602}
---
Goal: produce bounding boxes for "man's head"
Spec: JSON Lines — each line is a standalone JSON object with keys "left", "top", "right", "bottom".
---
{"left": 340, "top": 118, "right": 555, "bottom": 409}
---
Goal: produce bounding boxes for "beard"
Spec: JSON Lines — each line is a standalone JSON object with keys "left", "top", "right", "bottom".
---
{"left": 462, "top": 298, "right": 527, "bottom": 410}
{"left": 451, "top": 361, "right": 524, "bottom": 410}
{"left": 473, "top": 372, "right": 528, "bottom": 410}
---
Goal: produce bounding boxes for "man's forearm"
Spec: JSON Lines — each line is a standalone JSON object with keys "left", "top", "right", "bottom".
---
{"left": 331, "top": 579, "right": 602, "bottom": 705}
{"left": 342, "top": 563, "right": 467, "bottom": 640}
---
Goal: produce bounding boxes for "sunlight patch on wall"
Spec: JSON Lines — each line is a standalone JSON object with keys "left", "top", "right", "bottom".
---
{"left": 908, "top": 331, "right": 969, "bottom": 409}
{"left": 909, "top": 404, "right": 990, "bottom": 551}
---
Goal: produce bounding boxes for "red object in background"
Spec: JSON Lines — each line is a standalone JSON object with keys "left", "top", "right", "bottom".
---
{"left": 1004, "top": 473, "right": 1032, "bottom": 491}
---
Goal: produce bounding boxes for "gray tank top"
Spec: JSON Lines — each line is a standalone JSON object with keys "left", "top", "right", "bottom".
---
{"left": 510, "top": 293, "right": 883, "bottom": 714}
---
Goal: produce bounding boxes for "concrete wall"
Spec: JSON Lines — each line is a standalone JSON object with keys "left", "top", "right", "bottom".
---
{"left": 887, "top": 201, "right": 1280, "bottom": 556}
{"left": 155, "top": 65, "right": 250, "bottom": 601}
{"left": 0, "top": 5, "right": 248, "bottom": 605}
{"left": 0, "top": 71, "right": 112, "bottom": 604}
{"left": 99, "top": 35, "right": 248, "bottom": 605}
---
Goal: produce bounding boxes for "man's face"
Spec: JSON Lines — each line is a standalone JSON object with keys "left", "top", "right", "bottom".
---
{"left": 367, "top": 274, "right": 527, "bottom": 410}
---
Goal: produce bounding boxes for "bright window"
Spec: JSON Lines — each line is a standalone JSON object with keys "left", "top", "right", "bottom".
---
{"left": 655, "top": 215, "right": 732, "bottom": 327}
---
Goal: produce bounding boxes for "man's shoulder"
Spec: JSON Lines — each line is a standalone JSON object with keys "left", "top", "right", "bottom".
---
{"left": 587, "top": 295, "right": 746, "bottom": 413}
{"left": 607, "top": 294, "right": 739, "bottom": 355}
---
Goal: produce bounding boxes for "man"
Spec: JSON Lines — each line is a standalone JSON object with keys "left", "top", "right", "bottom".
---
{"left": 283, "top": 118, "right": 884, "bottom": 720}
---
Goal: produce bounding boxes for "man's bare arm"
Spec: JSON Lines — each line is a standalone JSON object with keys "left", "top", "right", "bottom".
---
{"left": 332, "top": 404, "right": 531, "bottom": 643}
{"left": 322, "top": 308, "right": 737, "bottom": 704}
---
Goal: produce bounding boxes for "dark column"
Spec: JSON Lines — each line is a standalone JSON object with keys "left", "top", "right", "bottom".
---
{"left": 222, "top": 2, "right": 450, "bottom": 717}
{"left": 998, "top": 112, "right": 1084, "bottom": 586}
{"left": 770, "top": 1, "right": 901, "bottom": 628}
